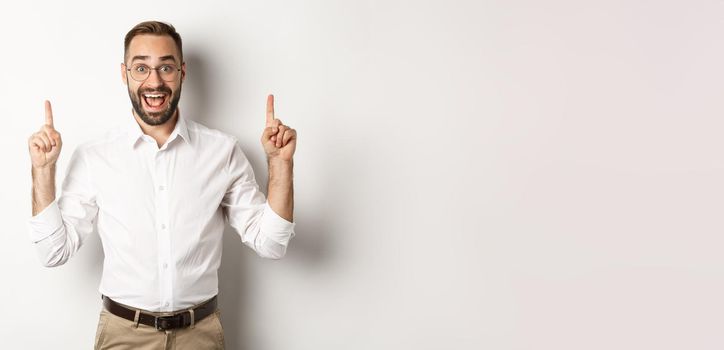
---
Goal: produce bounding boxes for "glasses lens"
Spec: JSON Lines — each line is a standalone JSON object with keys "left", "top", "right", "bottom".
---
{"left": 158, "top": 65, "right": 178, "bottom": 81}
{"left": 130, "top": 64, "right": 149, "bottom": 81}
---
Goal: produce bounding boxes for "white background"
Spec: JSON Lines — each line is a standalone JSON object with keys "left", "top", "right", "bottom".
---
{"left": 1, "top": 0, "right": 724, "bottom": 349}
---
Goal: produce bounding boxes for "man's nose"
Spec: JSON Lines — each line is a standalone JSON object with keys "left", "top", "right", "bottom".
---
{"left": 144, "top": 69, "right": 164, "bottom": 87}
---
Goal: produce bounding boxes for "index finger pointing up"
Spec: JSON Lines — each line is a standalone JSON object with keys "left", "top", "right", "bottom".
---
{"left": 44, "top": 100, "right": 54, "bottom": 128}
{"left": 266, "top": 94, "right": 275, "bottom": 127}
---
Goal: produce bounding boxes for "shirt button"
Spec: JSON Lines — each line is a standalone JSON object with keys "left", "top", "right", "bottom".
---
{"left": 163, "top": 263, "right": 168, "bottom": 269}
{"left": 161, "top": 224, "right": 166, "bottom": 230}
{"left": 164, "top": 301, "right": 170, "bottom": 307}
{"left": 158, "top": 185, "right": 165, "bottom": 191}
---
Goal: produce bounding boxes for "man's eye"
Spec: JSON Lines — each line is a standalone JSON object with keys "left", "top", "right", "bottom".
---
{"left": 135, "top": 66, "right": 148, "bottom": 73}
{"left": 160, "top": 65, "right": 173, "bottom": 72}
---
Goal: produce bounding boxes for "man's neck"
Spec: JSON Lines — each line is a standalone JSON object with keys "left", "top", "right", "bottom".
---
{"left": 133, "top": 110, "right": 178, "bottom": 148}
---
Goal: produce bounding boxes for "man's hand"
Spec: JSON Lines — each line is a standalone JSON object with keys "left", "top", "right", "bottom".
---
{"left": 29, "top": 100, "right": 62, "bottom": 169}
{"left": 29, "top": 100, "right": 62, "bottom": 216}
{"left": 261, "top": 94, "right": 296, "bottom": 161}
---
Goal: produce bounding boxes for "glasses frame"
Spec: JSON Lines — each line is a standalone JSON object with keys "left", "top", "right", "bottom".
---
{"left": 125, "top": 63, "right": 182, "bottom": 82}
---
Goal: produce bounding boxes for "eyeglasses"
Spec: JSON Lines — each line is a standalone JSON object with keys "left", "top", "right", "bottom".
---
{"left": 126, "top": 63, "right": 181, "bottom": 82}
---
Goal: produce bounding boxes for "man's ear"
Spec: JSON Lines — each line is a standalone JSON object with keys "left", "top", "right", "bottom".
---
{"left": 121, "top": 63, "right": 128, "bottom": 86}
{"left": 181, "top": 62, "right": 186, "bottom": 83}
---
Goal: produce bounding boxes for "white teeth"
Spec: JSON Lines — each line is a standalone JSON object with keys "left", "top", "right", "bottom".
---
{"left": 144, "top": 94, "right": 165, "bottom": 98}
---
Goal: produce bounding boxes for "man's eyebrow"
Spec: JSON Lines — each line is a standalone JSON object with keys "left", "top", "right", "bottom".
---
{"left": 129, "top": 55, "right": 178, "bottom": 63}
{"left": 159, "top": 55, "right": 177, "bottom": 63}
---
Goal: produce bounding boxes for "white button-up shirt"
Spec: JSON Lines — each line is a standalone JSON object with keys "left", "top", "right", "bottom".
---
{"left": 28, "top": 114, "right": 295, "bottom": 312}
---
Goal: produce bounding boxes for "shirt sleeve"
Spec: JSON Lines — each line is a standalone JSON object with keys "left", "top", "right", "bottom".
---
{"left": 28, "top": 147, "right": 98, "bottom": 267}
{"left": 221, "top": 140, "right": 295, "bottom": 259}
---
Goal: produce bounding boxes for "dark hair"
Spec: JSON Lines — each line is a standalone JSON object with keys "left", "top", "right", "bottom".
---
{"left": 124, "top": 21, "right": 183, "bottom": 63}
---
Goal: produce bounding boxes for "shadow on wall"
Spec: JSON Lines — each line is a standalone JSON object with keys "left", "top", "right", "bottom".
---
{"left": 180, "top": 51, "right": 211, "bottom": 123}
{"left": 183, "top": 49, "right": 334, "bottom": 349}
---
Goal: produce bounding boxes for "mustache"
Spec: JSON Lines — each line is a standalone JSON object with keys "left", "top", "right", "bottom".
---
{"left": 137, "top": 86, "right": 172, "bottom": 95}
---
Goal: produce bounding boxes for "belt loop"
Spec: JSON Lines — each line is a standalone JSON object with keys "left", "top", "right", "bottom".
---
{"left": 132, "top": 309, "right": 140, "bottom": 328}
{"left": 189, "top": 308, "right": 195, "bottom": 329}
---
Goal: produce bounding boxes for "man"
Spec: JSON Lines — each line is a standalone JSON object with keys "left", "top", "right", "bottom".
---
{"left": 27, "top": 21, "right": 296, "bottom": 349}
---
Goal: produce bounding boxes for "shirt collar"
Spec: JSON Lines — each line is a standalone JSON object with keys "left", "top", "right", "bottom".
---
{"left": 125, "top": 110, "right": 191, "bottom": 149}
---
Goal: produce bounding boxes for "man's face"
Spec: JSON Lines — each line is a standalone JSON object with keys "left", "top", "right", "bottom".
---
{"left": 122, "top": 34, "right": 185, "bottom": 126}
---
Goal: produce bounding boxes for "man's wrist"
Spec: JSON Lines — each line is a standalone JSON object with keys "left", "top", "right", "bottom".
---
{"left": 267, "top": 156, "right": 293, "bottom": 187}
{"left": 31, "top": 164, "right": 56, "bottom": 216}
{"left": 267, "top": 157, "right": 293, "bottom": 167}
{"left": 32, "top": 164, "right": 56, "bottom": 176}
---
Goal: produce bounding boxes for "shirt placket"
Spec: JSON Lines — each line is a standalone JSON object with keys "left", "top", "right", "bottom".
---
{"left": 154, "top": 148, "right": 173, "bottom": 312}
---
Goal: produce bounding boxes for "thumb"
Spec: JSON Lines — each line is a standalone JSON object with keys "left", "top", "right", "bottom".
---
{"left": 262, "top": 125, "right": 279, "bottom": 142}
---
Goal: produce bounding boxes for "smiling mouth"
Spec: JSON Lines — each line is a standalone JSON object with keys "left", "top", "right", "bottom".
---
{"left": 141, "top": 92, "right": 168, "bottom": 111}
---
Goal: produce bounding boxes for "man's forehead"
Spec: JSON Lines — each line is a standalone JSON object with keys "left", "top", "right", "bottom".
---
{"left": 127, "top": 34, "right": 180, "bottom": 61}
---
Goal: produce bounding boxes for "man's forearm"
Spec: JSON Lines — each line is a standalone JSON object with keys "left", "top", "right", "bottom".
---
{"left": 267, "top": 158, "right": 293, "bottom": 222}
{"left": 32, "top": 165, "right": 56, "bottom": 216}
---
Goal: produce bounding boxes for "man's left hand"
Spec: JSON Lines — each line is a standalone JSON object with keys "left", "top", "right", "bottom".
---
{"left": 261, "top": 94, "right": 297, "bottom": 161}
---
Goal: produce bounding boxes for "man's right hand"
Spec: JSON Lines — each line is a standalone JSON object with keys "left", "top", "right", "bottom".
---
{"left": 28, "top": 100, "right": 62, "bottom": 168}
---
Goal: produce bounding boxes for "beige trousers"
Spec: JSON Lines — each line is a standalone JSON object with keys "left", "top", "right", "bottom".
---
{"left": 94, "top": 307, "right": 225, "bottom": 350}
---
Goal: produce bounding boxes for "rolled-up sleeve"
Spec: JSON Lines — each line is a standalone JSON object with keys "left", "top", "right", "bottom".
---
{"left": 28, "top": 147, "right": 98, "bottom": 267}
{"left": 221, "top": 140, "right": 295, "bottom": 259}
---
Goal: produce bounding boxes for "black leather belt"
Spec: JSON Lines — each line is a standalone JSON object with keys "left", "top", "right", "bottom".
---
{"left": 102, "top": 295, "right": 217, "bottom": 331}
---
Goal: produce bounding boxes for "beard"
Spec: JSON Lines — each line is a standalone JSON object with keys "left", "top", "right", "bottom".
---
{"left": 128, "top": 84, "right": 182, "bottom": 126}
